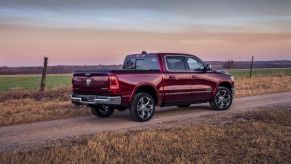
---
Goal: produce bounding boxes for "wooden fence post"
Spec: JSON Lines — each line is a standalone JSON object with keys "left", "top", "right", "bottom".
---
{"left": 38, "top": 57, "right": 48, "bottom": 100}
{"left": 249, "top": 56, "right": 254, "bottom": 78}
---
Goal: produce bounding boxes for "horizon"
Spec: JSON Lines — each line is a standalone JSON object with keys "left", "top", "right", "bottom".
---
{"left": 2, "top": 59, "right": 291, "bottom": 67}
{"left": 0, "top": 0, "right": 291, "bottom": 66}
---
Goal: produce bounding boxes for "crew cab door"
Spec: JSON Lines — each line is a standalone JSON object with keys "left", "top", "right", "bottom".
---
{"left": 184, "top": 57, "right": 213, "bottom": 100}
{"left": 163, "top": 56, "right": 192, "bottom": 104}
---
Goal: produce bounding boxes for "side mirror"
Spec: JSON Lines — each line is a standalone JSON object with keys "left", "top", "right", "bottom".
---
{"left": 205, "top": 64, "right": 212, "bottom": 71}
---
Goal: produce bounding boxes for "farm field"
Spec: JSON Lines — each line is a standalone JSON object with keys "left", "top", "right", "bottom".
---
{"left": 0, "top": 74, "right": 71, "bottom": 92}
{"left": 226, "top": 68, "right": 291, "bottom": 77}
{"left": 0, "top": 68, "right": 290, "bottom": 92}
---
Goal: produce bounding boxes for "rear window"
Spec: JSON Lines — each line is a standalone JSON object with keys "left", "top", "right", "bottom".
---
{"left": 122, "top": 56, "right": 159, "bottom": 70}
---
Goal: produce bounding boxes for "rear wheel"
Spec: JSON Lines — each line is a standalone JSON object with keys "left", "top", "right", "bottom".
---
{"left": 210, "top": 87, "right": 233, "bottom": 110}
{"left": 130, "top": 92, "right": 155, "bottom": 122}
{"left": 91, "top": 105, "right": 114, "bottom": 117}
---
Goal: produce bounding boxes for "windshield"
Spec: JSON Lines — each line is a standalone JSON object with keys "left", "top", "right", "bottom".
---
{"left": 122, "top": 56, "right": 159, "bottom": 70}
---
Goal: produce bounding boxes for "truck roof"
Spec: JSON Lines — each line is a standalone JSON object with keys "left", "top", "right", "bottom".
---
{"left": 126, "top": 52, "right": 196, "bottom": 58}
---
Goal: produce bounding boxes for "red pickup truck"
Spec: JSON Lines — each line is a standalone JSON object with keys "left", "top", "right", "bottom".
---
{"left": 71, "top": 52, "right": 234, "bottom": 122}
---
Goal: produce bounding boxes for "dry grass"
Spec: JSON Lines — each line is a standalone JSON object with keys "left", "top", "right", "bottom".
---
{"left": 1, "top": 109, "right": 290, "bottom": 163}
{"left": 0, "top": 87, "right": 70, "bottom": 102}
{"left": 235, "top": 75, "right": 291, "bottom": 97}
{"left": 0, "top": 99, "right": 89, "bottom": 126}
{"left": 0, "top": 87, "right": 91, "bottom": 126}
{"left": 0, "top": 75, "right": 291, "bottom": 126}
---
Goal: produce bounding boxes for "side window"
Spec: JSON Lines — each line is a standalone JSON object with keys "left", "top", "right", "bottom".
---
{"left": 165, "top": 56, "right": 186, "bottom": 71}
{"left": 186, "top": 57, "right": 205, "bottom": 71}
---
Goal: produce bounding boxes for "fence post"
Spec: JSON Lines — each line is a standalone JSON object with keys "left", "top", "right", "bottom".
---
{"left": 38, "top": 57, "right": 48, "bottom": 100}
{"left": 249, "top": 56, "right": 254, "bottom": 78}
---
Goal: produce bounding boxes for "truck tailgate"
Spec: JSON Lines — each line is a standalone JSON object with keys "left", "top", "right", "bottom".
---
{"left": 72, "top": 70, "right": 110, "bottom": 95}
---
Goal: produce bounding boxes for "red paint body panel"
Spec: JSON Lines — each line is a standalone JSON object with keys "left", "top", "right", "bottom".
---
{"left": 110, "top": 71, "right": 164, "bottom": 106}
{"left": 72, "top": 53, "right": 234, "bottom": 107}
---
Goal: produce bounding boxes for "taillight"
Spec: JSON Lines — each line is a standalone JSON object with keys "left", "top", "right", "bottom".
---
{"left": 109, "top": 75, "right": 119, "bottom": 90}
{"left": 71, "top": 78, "right": 74, "bottom": 90}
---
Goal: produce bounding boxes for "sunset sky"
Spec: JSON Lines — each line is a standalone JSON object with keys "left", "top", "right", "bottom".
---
{"left": 0, "top": 0, "right": 290, "bottom": 66}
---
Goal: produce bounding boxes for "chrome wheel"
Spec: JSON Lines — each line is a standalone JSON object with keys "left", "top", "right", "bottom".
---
{"left": 130, "top": 92, "right": 155, "bottom": 122}
{"left": 214, "top": 89, "right": 231, "bottom": 109}
{"left": 137, "top": 96, "right": 154, "bottom": 120}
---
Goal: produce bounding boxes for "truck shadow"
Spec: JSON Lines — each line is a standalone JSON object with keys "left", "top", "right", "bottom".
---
{"left": 109, "top": 104, "right": 211, "bottom": 121}
{"left": 156, "top": 104, "right": 210, "bottom": 114}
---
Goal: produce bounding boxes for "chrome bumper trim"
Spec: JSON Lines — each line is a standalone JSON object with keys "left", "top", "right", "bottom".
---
{"left": 70, "top": 94, "right": 121, "bottom": 105}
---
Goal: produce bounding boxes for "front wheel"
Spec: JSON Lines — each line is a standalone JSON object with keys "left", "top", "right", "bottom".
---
{"left": 91, "top": 105, "right": 114, "bottom": 118}
{"left": 129, "top": 92, "right": 155, "bottom": 122}
{"left": 210, "top": 87, "right": 233, "bottom": 110}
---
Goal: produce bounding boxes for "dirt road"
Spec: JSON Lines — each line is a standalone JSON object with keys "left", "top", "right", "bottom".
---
{"left": 0, "top": 91, "right": 291, "bottom": 152}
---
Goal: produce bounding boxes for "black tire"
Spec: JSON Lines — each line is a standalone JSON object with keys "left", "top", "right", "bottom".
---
{"left": 91, "top": 105, "right": 114, "bottom": 118}
{"left": 177, "top": 104, "right": 191, "bottom": 108}
{"left": 129, "top": 92, "right": 155, "bottom": 122}
{"left": 209, "top": 87, "right": 233, "bottom": 110}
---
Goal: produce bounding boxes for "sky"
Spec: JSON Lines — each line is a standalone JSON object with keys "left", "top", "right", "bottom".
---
{"left": 0, "top": 0, "right": 290, "bottom": 66}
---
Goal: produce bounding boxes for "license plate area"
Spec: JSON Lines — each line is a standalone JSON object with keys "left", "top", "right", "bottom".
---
{"left": 81, "top": 95, "right": 96, "bottom": 102}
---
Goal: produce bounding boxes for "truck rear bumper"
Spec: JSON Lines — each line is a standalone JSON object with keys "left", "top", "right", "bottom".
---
{"left": 70, "top": 94, "right": 121, "bottom": 105}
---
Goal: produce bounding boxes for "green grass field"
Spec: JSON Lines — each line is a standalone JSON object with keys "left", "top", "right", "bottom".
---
{"left": 0, "top": 68, "right": 290, "bottom": 92}
{"left": 226, "top": 68, "right": 291, "bottom": 78}
{"left": 0, "top": 74, "right": 72, "bottom": 92}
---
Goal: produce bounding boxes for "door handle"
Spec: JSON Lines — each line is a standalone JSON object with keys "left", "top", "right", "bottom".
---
{"left": 192, "top": 75, "right": 198, "bottom": 79}
{"left": 169, "top": 75, "right": 176, "bottom": 79}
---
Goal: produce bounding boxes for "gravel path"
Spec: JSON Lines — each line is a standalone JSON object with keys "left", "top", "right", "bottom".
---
{"left": 0, "top": 91, "right": 291, "bottom": 152}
